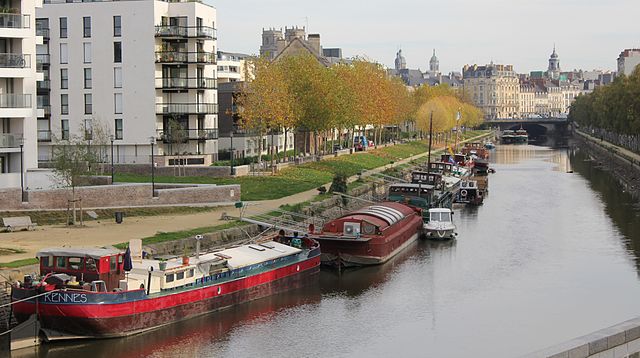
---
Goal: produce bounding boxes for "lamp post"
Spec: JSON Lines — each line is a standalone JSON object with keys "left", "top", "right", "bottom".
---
{"left": 229, "top": 131, "right": 234, "bottom": 176}
{"left": 110, "top": 135, "right": 115, "bottom": 184}
{"left": 149, "top": 136, "right": 156, "bottom": 197}
{"left": 19, "top": 137, "right": 25, "bottom": 202}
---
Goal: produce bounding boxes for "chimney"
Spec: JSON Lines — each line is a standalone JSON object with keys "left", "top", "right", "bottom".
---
{"left": 307, "top": 34, "right": 321, "bottom": 56}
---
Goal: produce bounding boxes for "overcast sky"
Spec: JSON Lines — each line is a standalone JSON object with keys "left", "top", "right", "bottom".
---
{"left": 210, "top": 0, "right": 640, "bottom": 74}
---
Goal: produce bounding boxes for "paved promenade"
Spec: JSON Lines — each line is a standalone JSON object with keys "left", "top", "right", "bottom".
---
{"left": 0, "top": 133, "right": 492, "bottom": 265}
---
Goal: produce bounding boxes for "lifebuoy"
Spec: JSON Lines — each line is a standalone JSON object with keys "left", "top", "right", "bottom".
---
{"left": 460, "top": 189, "right": 468, "bottom": 197}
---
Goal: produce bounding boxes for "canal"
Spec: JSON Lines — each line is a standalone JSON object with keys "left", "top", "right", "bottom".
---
{"left": 18, "top": 142, "right": 640, "bottom": 358}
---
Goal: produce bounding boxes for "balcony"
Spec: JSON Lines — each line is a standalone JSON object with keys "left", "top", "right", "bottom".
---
{"left": 0, "top": 53, "right": 30, "bottom": 68}
{"left": 36, "top": 54, "right": 50, "bottom": 70}
{"left": 154, "top": 51, "right": 216, "bottom": 64}
{"left": 156, "top": 103, "right": 217, "bottom": 115}
{"left": 36, "top": 27, "right": 49, "bottom": 39}
{"left": 154, "top": 25, "right": 217, "bottom": 39}
{"left": 38, "top": 130, "right": 51, "bottom": 142}
{"left": 0, "top": 133, "right": 19, "bottom": 148}
{"left": 0, "top": 94, "right": 31, "bottom": 108}
{"left": 155, "top": 77, "right": 217, "bottom": 90}
{"left": 156, "top": 128, "right": 218, "bottom": 142}
{"left": 0, "top": 14, "right": 30, "bottom": 29}
{"left": 37, "top": 80, "right": 50, "bottom": 91}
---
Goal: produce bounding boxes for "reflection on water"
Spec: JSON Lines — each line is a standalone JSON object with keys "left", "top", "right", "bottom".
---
{"left": 15, "top": 142, "right": 640, "bottom": 358}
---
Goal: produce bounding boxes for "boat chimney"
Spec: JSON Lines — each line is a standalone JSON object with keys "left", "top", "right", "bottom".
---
{"left": 195, "top": 235, "right": 203, "bottom": 259}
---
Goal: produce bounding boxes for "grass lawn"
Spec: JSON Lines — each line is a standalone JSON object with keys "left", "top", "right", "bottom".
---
{"left": 116, "top": 131, "right": 490, "bottom": 201}
{"left": 0, "top": 257, "right": 38, "bottom": 268}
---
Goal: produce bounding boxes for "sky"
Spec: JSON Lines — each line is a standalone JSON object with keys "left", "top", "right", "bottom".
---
{"left": 209, "top": 0, "right": 640, "bottom": 74}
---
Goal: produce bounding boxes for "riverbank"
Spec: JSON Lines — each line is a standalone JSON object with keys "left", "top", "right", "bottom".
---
{"left": 574, "top": 129, "right": 640, "bottom": 201}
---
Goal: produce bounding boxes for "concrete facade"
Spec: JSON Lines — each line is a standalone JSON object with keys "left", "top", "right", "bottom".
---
{"left": 216, "top": 50, "right": 250, "bottom": 84}
{"left": 37, "top": 0, "right": 218, "bottom": 165}
{"left": 463, "top": 63, "right": 520, "bottom": 119}
{"left": 0, "top": 0, "right": 43, "bottom": 189}
{"left": 618, "top": 49, "right": 640, "bottom": 77}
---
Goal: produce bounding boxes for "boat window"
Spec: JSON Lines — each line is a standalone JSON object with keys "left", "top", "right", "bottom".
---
{"left": 165, "top": 273, "right": 174, "bottom": 283}
{"left": 110, "top": 256, "right": 117, "bottom": 271}
{"left": 41, "top": 256, "right": 53, "bottom": 268}
{"left": 176, "top": 271, "right": 185, "bottom": 280}
{"left": 186, "top": 268, "right": 194, "bottom": 278}
{"left": 56, "top": 256, "right": 66, "bottom": 268}
{"left": 118, "top": 255, "right": 123, "bottom": 264}
{"left": 68, "top": 257, "right": 83, "bottom": 270}
{"left": 430, "top": 212, "right": 440, "bottom": 221}
{"left": 86, "top": 258, "right": 97, "bottom": 272}
{"left": 441, "top": 214, "right": 451, "bottom": 222}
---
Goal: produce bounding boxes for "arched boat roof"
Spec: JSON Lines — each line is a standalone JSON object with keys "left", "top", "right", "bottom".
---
{"left": 350, "top": 204, "right": 407, "bottom": 226}
{"left": 36, "top": 247, "right": 121, "bottom": 260}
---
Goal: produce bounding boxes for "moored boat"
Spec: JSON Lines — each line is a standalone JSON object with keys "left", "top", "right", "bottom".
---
{"left": 11, "top": 236, "right": 320, "bottom": 340}
{"left": 455, "top": 180, "right": 484, "bottom": 205}
{"left": 311, "top": 202, "right": 423, "bottom": 268}
{"left": 484, "top": 141, "right": 495, "bottom": 149}
{"left": 515, "top": 128, "right": 528, "bottom": 143}
{"left": 423, "top": 208, "right": 457, "bottom": 240}
{"left": 501, "top": 130, "right": 516, "bottom": 144}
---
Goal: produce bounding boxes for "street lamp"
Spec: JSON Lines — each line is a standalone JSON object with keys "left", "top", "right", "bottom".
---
{"left": 149, "top": 136, "right": 156, "bottom": 197}
{"left": 110, "top": 135, "right": 115, "bottom": 184}
{"left": 229, "top": 131, "right": 234, "bottom": 176}
{"left": 19, "top": 137, "right": 25, "bottom": 202}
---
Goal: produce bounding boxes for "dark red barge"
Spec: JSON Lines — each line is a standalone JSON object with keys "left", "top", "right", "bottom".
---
{"left": 310, "top": 202, "right": 423, "bottom": 268}
{"left": 11, "top": 236, "right": 320, "bottom": 340}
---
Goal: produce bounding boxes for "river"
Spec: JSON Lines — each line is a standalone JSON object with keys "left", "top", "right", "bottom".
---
{"left": 20, "top": 142, "right": 640, "bottom": 358}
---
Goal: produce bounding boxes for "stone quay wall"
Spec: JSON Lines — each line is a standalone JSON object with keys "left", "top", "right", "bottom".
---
{"left": 0, "top": 183, "right": 240, "bottom": 211}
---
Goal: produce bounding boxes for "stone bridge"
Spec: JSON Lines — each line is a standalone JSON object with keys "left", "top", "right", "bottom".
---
{"left": 485, "top": 117, "right": 570, "bottom": 137}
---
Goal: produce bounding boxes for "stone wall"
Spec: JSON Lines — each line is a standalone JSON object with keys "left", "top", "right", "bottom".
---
{"left": 0, "top": 183, "right": 240, "bottom": 211}
{"left": 104, "top": 164, "right": 234, "bottom": 178}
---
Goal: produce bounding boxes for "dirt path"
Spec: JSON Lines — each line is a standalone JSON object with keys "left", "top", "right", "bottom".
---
{"left": 0, "top": 133, "right": 492, "bottom": 264}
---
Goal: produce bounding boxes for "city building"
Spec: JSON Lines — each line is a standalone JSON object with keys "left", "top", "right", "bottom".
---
{"left": 217, "top": 50, "right": 250, "bottom": 84}
{"left": 425, "top": 49, "right": 440, "bottom": 79}
{"left": 37, "top": 0, "right": 218, "bottom": 166}
{"left": 387, "top": 49, "right": 426, "bottom": 87}
{"left": 462, "top": 63, "right": 520, "bottom": 119}
{"left": 259, "top": 26, "right": 342, "bottom": 67}
{"left": 547, "top": 45, "right": 561, "bottom": 80}
{"left": 0, "top": 0, "right": 42, "bottom": 188}
{"left": 617, "top": 49, "right": 640, "bottom": 76}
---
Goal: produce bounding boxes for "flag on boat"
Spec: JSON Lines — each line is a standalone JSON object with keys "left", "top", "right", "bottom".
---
{"left": 123, "top": 246, "right": 133, "bottom": 272}
{"left": 447, "top": 146, "right": 455, "bottom": 156}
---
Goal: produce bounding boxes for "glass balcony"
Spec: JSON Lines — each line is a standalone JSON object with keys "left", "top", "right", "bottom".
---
{"left": 0, "top": 53, "right": 30, "bottom": 68}
{"left": 37, "top": 80, "right": 50, "bottom": 91}
{"left": 0, "top": 133, "right": 19, "bottom": 148}
{"left": 36, "top": 27, "right": 49, "bottom": 38}
{"left": 0, "top": 14, "right": 30, "bottom": 29}
{"left": 36, "top": 54, "right": 50, "bottom": 71}
{"left": 155, "top": 25, "right": 217, "bottom": 39}
{"left": 156, "top": 77, "right": 217, "bottom": 90}
{"left": 0, "top": 94, "right": 31, "bottom": 108}
{"left": 38, "top": 130, "right": 52, "bottom": 142}
{"left": 154, "top": 51, "right": 216, "bottom": 64}
{"left": 156, "top": 103, "right": 217, "bottom": 115}
{"left": 156, "top": 128, "right": 218, "bottom": 142}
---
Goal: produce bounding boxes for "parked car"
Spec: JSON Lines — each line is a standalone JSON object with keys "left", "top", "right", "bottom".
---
{"left": 354, "top": 135, "right": 374, "bottom": 151}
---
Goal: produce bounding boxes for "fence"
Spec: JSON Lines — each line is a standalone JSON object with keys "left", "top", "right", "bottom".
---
{"left": 586, "top": 126, "right": 640, "bottom": 154}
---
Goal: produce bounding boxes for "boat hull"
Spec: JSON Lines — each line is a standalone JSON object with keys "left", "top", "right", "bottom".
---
{"left": 424, "top": 226, "right": 456, "bottom": 240}
{"left": 12, "top": 255, "right": 320, "bottom": 339}
{"left": 319, "top": 232, "right": 419, "bottom": 268}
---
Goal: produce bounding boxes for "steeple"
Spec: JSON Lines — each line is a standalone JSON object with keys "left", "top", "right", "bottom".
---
{"left": 429, "top": 48, "right": 439, "bottom": 73}
{"left": 395, "top": 49, "right": 406, "bottom": 70}
{"left": 547, "top": 44, "right": 561, "bottom": 79}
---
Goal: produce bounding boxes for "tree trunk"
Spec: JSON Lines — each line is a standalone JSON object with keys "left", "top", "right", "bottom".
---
{"left": 284, "top": 127, "right": 289, "bottom": 162}
{"left": 257, "top": 134, "right": 263, "bottom": 167}
{"left": 313, "top": 131, "right": 318, "bottom": 158}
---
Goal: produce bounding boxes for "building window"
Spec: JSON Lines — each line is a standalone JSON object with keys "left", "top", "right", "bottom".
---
{"left": 83, "top": 17, "right": 91, "bottom": 38}
{"left": 60, "top": 69, "right": 68, "bottom": 89}
{"left": 84, "top": 118, "right": 92, "bottom": 140}
{"left": 83, "top": 43, "right": 92, "bottom": 63}
{"left": 113, "top": 42, "right": 122, "bottom": 63}
{"left": 61, "top": 119, "right": 69, "bottom": 140}
{"left": 114, "top": 67, "right": 122, "bottom": 88}
{"left": 84, "top": 68, "right": 92, "bottom": 89}
{"left": 113, "top": 16, "right": 121, "bottom": 37}
{"left": 84, "top": 94, "right": 92, "bottom": 114}
{"left": 60, "top": 43, "right": 68, "bottom": 64}
{"left": 59, "top": 17, "right": 67, "bottom": 38}
{"left": 61, "top": 94, "right": 68, "bottom": 115}
{"left": 115, "top": 118, "right": 123, "bottom": 140}
{"left": 114, "top": 93, "right": 122, "bottom": 114}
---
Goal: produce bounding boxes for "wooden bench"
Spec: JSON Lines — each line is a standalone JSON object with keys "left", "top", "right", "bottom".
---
{"left": 2, "top": 217, "right": 37, "bottom": 232}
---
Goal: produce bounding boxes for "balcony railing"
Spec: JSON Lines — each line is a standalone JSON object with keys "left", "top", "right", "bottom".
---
{"left": 36, "top": 27, "right": 49, "bottom": 38}
{"left": 154, "top": 51, "right": 216, "bottom": 64}
{"left": 156, "top": 128, "right": 218, "bottom": 142}
{"left": 156, "top": 103, "right": 217, "bottom": 114}
{"left": 37, "top": 80, "right": 50, "bottom": 91}
{"left": 154, "top": 25, "right": 217, "bottom": 39}
{"left": 0, "top": 133, "right": 19, "bottom": 148}
{"left": 36, "top": 54, "right": 50, "bottom": 70}
{"left": 155, "top": 77, "right": 217, "bottom": 90}
{"left": 0, "top": 53, "right": 30, "bottom": 68}
{"left": 0, "top": 94, "right": 31, "bottom": 108}
{"left": 38, "top": 130, "right": 51, "bottom": 142}
{"left": 0, "top": 14, "right": 30, "bottom": 29}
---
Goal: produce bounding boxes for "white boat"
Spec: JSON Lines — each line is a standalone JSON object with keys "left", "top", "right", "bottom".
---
{"left": 423, "top": 208, "right": 457, "bottom": 240}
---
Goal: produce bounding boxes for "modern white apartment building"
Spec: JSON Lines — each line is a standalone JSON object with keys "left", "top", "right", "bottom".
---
{"left": 0, "top": 0, "right": 42, "bottom": 188}
{"left": 617, "top": 49, "right": 640, "bottom": 77}
{"left": 37, "top": 0, "right": 218, "bottom": 166}
{"left": 217, "top": 50, "right": 250, "bottom": 84}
